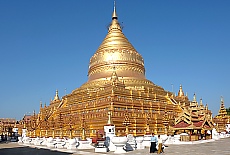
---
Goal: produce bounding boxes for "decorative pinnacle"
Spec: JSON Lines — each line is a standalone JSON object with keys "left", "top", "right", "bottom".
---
{"left": 200, "top": 98, "right": 203, "bottom": 106}
{"left": 107, "top": 111, "right": 113, "bottom": 125}
{"left": 40, "top": 100, "right": 42, "bottom": 108}
{"left": 221, "top": 96, "right": 224, "bottom": 103}
{"left": 54, "top": 89, "right": 59, "bottom": 100}
{"left": 178, "top": 84, "right": 184, "bottom": 97}
{"left": 193, "top": 93, "right": 196, "bottom": 102}
{"left": 112, "top": 0, "right": 118, "bottom": 19}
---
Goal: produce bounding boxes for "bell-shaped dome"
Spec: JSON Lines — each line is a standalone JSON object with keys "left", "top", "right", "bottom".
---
{"left": 88, "top": 5, "right": 145, "bottom": 82}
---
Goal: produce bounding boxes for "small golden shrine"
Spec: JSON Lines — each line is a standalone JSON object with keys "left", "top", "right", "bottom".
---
{"left": 213, "top": 97, "right": 230, "bottom": 132}
{"left": 173, "top": 93, "right": 214, "bottom": 141}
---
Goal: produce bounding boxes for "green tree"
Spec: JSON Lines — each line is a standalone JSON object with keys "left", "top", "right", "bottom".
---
{"left": 226, "top": 107, "right": 230, "bottom": 115}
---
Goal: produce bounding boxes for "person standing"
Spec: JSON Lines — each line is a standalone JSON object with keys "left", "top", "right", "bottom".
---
{"left": 150, "top": 133, "right": 158, "bottom": 153}
{"left": 157, "top": 135, "right": 163, "bottom": 154}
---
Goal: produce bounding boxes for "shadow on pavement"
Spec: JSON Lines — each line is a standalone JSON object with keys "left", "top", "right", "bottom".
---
{"left": 0, "top": 146, "right": 72, "bottom": 155}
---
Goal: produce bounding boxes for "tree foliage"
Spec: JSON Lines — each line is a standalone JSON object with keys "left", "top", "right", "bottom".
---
{"left": 226, "top": 107, "right": 230, "bottom": 115}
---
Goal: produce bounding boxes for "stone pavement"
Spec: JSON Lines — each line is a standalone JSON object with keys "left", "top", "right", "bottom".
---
{"left": 1, "top": 138, "right": 230, "bottom": 155}
{"left": 71, "top": 138, "right": 230, "bottom": 155}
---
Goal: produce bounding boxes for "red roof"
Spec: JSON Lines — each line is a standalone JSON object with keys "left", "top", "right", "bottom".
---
{"left": 193, "top": 121, "right": 203, "bottom": 127}
{"left": 174, "top": 121, "right": 190, "bottom": 128}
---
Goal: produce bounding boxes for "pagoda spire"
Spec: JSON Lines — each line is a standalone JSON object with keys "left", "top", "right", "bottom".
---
{"left": 221, "top": 96, "right": 224, "bottom": 106}
{"left": 54, "top": 89, "right": 60, "bottom": 101}
{"left": 220, "top": 96, "right": 225, "bottom": 110}
{"left": 200, "top": 98, "right": 203, "bottom": 106}
{"left": 178, "top": 84, "right": 184, "bottom": 97}
{"left": 112, "top": 0, "right": 117, "bottom": 19}
{"left": 218, "top": 96, "right": 227, "bottom": 116}
{"left": 205, "top": 104, "right": 208, "bottom": 111}
{"left": 193, "top": 93, "right": 196, "bottom": 102}
{"left": 40, "top": 100, "right": 42, "bottom": 108}
{"left": 108, "top": 1, "right": 122, "bottom": 32}
{"left": 88, "top": 1, "right": 145, "bottom": 81}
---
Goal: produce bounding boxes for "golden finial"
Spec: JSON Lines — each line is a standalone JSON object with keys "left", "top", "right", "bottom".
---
{"left": 40, "top": 101, "right": 42, "bottom": 108}
{"left": 112, "top": 0, "right": 117, "bottom": 19}
{"left": 54, "top": 89, "right": 59, "bottom": 100}
{"left": 205, "top": 104, "right": 208, "bottom": 110}
{"left": 200, "top": 98, "right": 203, "bottom": 106}
{"left": 221, "top": 96, "right": 224, "bottom": 105}
{"left": 178, "top": 84, "right": 184, "bottom": 97}
{"left": 193, "top": 93, "right": 196, "bottom": 102}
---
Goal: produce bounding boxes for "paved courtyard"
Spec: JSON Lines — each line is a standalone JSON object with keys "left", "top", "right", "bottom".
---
{"left": 0, "top": 138, "right": 230, "bottom": 155}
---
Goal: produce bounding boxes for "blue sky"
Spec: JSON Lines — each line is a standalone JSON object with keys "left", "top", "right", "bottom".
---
{"left": 0, "top": 0, "right": 229, "bottom": 120}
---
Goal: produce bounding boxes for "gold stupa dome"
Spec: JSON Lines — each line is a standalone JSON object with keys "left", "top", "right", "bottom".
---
{"left": 88, "top": 4, "right": 145, "bottom": 82}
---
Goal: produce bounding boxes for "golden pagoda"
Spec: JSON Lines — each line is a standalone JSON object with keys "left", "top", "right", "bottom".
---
{"left": 20, "top": 3, "right": 214, "bottom": 139}
{"left": 213, "top": 96, "right": 230, "bottom": 132}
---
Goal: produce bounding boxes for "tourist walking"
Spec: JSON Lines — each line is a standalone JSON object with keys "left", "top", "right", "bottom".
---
{"left": 150, "top": 133, "right": 158, "bottom": 153}
{"left": 157, "top": 135, "right": 164, "bottom": 154}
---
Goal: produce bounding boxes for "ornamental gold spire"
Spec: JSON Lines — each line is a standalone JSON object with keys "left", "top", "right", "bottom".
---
{"left": 40, "top": 101, "right": 42, "bottom": 108}
{"left": 218, "top": 96, "right": 227, "bottom": 116}
{"left": 112, "top": 0, "right": 117, "bottom": 19}
{"left": 88, "top": 2, "right": 145, "bottom": 82}
{"left": 54, "top": 90, "right": 60, "bottom": 101}
{"left": 200, "top": 98, "right": 203, "bottom": 106}
{"left": 193, "top": 93, "right": 196, "bottom": 102}
{"left": 178, "top": 84, "right": 184, "bottom": 97}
